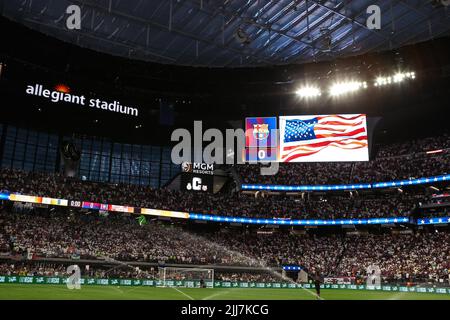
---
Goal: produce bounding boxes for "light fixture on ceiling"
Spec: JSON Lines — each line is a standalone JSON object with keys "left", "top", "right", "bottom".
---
{"left": 316, "top": 28, "right": 332, "bottom": 51}
{"left": 295, "top": 86, "right": 321, "bottom": 98}
{"left": 235, "top": 27, "right": 251, "bottom": 45}
{"left": 431, "top": 0, "right": 450, "bottom": 7}
{"left": 329, "top": 81, "right": 367, "bottom": 96}
{"left": 374, "top": 71, "right": 415, "bottom": 86}
{"left": 0, "top": 62, "right": 5, "bottom": 78}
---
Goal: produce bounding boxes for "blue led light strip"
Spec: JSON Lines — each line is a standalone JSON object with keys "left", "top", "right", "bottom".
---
{"left": 372, "top": 175, "right": 449, "bottom": 188}
{"left": 188, "top": 213, "right": 410, "bottom": 226}
{"left": 1, "top": 192, "right": 446, "bottom": 227}
{"left": 282, "top": 266, "right": 302, "bottom": 271}
{"left": 241, "top": 174, "right": 450, "bottom": 191}
{"left": 417, "top": 217, "right": 450, "bottom": 225}
{"left": 0, "top": 193, "right": 9, "bottom": 201}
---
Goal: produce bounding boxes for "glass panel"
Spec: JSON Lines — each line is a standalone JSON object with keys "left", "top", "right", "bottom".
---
{"left": 0, "top": 125, "right": 181, "bottom": 187}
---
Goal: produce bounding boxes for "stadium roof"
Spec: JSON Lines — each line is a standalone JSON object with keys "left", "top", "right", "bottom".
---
{"left": 2, "top": 0, "right": 450, "bottom": 67}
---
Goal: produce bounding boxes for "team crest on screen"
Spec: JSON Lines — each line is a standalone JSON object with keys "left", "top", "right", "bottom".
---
{"left": 253, "top": 124, "right": 269, "bottom": 140}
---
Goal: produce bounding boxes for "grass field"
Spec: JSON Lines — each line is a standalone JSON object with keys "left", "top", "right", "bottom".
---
{"left": 0, "top": 284, "right": 449, "bottom": 300}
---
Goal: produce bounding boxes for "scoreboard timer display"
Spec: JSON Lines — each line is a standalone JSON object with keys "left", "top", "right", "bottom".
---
{"left": 245, "top": 117, "right": 278, "bottom": 162}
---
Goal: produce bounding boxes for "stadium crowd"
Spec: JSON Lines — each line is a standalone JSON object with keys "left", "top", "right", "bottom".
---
{"left": 0, "top": 134, "right": 449, "bottom": 286}
{"left": 1, "top": 210, "right": 449, "bottom": 285}
{"left": 0, "top": 133, "right": 448, "bottom": 220}
{"left": 237, "top": 134, "right": 449, "bottom": 185}
{"left": 0, "top": 167, "right": 445, "bottom": 219}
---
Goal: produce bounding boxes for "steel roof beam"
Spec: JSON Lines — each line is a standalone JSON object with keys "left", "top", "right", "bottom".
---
{"left": 19, "top": 16, "right": 178, "bottom": 62}
{"left": 218, "top": 0, "right": 324, "bottom": 65}
{"left": 184, "top": 0, "right": 276, "bottom": 66}
{"left": 183, "top": 1, "right": 274, "bottom": 65}
{"left": 182, "top": 0, "right": 259, "bottom": 66}
{"left": 398, "top": 0, "right": 450, "bottom": 32}
{"left": 312, "top": 0, "right": 449, "bottom": 62}
{"left": 257, "top": 3, "right": 337, "bottom": 62}
{"left": 70, "top": 0, "right": 273, "bottom": 64}
{"left": 213, "top": 0, "right": 294, "bottom": 66}
{"left": 308, "top": 0, "right": 391, "bottom": 41}
{"left": 363, "top": 10, "right": 450, "bottom": 56}
{"left": 143, "top": 0, "right": 183, "bottom": 53}
{"left": 247, "top": 1, "right": 318, "bottom": 53}
{"left": 187, "top": 0, "right": 320, "bottom": 51}
{"left": 269, "top": 2, "right": 351, "bottom": 64}
{"left": 296, "top": 1, "right": 394, "bottom": 63}
{"left": 157, "top": 1, "right": 213, "bottom": 63}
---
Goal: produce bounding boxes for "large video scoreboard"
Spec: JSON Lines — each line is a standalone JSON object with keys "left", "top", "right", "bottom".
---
{"left": 245, "top": 114, "right": 369, "bottom": 162}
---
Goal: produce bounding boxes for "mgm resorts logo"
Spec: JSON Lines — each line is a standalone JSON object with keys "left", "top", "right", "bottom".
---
{"left": 181, "top": 162, "right": 214, "bottom": 175}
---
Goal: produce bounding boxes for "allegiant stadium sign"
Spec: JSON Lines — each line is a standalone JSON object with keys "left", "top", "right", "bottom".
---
{"left": 25, "top": 84, "right": 139, "bottom": 117}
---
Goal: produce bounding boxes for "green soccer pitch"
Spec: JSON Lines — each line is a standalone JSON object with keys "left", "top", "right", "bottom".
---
{"left": 1, "top": 284, "right": 449, "bottom": 300}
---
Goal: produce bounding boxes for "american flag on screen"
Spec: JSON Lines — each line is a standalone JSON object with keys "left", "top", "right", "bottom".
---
{"left": 280, "top": 114, "right": 368, "bottom": 162}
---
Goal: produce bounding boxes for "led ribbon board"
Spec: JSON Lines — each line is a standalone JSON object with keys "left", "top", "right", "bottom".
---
{"left": 0, "top": 193, "right": 10, "bottom": 201}
{"left": 242, "top": 174, "right": 450, "bottom": 191}
{"left": 417, "top": 217, "right": 450, "bottom": 225}
{"left": 1, "top": 192, "right": 445, "bottom": 227}
{"left": 371, "top": 175, "right": 449, "bottom": 188}
{"left": 188, "top": 213, "right": 410, "bottom": 226}
{"left": 242, "top": 183, "right": 372, "bottom": 191}
{"left": 140, "top": 208, "right": 189, "bottom": 219}
{"left": 282, "top": 266, "right": 302, "bottom": 271}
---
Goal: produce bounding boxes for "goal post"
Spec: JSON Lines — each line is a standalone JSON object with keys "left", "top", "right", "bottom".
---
{"left": 158, "top": 267, "right": 214, "bottom": 288}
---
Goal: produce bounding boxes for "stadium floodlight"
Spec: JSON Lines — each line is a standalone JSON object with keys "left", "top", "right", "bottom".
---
{"left": 295, "top": 86, "right": 321, "bottom": 98}
{"left": 329, "top": 81, "right": 367, "bottom": 96}
{"left": 374, "top": 71, "right": 415, "bottom": 86}
{"left": 0, "top": 62, "right": 5, "bottom": 78}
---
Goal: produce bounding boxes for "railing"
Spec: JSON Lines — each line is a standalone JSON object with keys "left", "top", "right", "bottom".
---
{"left": 1, "top": 275, "right": 449, "bottom": 295}
{"left": 0, "top": 255, "right": 280, "bottom": 272}
{"left": 1, "top": 180, "right": 449, "bottom": 227}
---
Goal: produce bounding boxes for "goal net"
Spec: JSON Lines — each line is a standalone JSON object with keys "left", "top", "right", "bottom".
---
{"left": 158, "top": 267, "right": 214, "bottom": 288}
